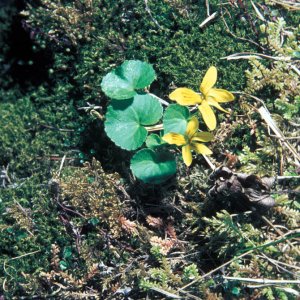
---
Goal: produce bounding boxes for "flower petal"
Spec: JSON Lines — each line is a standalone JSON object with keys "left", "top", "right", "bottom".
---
{"left": 182, "top": 145, "right": 193, "bottom": 166}
{"left": 186, "top": 116, "right": 199, "bottom": 138}
{"left": 162, "top": 133, "right": 186, "bottom": 146}
{"left": 200, "top": 66, "right": 217, "bottom": 95}
{"left": 169, "top": 88, "right": 202, "bottom": 105}
{"left": 207, "top": 98, "right": 229, "bottom": 113}
{"left": 199, "top": 101, "right": 217, "bottom": 131}
{"left": 192, "top": 143, "right": 212, "bottom": 155}
{"left": 208, "top": 88, "right": 235, "bottom": 103}
{"left": 192, "top": 132, "right": 213, "bottom": 142}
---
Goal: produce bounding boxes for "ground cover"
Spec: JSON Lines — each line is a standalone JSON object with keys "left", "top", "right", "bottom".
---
{"left": 0, "top": 0, "right": 299, "bottom": 299}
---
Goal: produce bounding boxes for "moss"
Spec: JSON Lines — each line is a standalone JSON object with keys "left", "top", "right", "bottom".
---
{"left": 25, "top": 0, "right": 257, "bottom": 101}
{"left": 0, "top": 93, "right": 83, "bottom": 178}
{"left": 0, "top": 175, "right": 73, "bottom": 296}
{"left": 1, "top": 0, "right": 299, "bottom": 298}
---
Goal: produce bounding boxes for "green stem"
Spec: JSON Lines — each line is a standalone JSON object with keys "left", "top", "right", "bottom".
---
{"left": 145, "top": 124, "right": 163, "bottom": 132}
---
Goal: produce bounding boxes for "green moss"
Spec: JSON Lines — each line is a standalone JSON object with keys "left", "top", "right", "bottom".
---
{"left": 25, "top": 0, "right": 257, "bottom": 101}
{"left": 0, "top": 92, "right": 83, "bottom": 178}
{"left": 1, "top": 1, "right": 299, "bottom": 298}
{"left": 0, "top": 176, "right": 73, "bottom": 297}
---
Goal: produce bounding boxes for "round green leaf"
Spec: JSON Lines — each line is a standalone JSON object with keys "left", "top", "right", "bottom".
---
{"left": 120, "top": 60, "right": 156, "bottom": 89}
{"left": 163, "top": 104, "right": 190, "bottom": 134}
{"left": 105, "top": 94, "right": 163, "bottom": 150}
{"left": 130, "top": 149, "right": 176, "bottom": 184}
{"left": 101, "top": 71, "right": 136, "bottom": 100}
{"left": 101, "top": 60, "right": 156, "bottom": 100}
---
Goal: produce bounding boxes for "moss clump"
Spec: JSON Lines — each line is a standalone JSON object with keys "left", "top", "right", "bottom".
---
{"left": 24, "top": 0, "right": 256, "bottom": 101}
{"left": 0, "top": 94, "right": 83, "bottom": 178}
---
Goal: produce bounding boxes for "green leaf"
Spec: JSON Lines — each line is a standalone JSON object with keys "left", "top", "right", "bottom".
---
{"left": 101, "top": 71, "right": 137, "bottom": 100}
{"left": 88, "top": 217, "right": 100, "bottom": 226}
{"left": 163, "top": 104, "right": 190, "bottom": 134}
{"left": 231, "top": 287, "right": 240, "bottom": 296}
{"left": 146, "top": 134, "right": 165, "bottom": 149}
{"left": 105, "top": 94, "right": 163, "bottom": 150}
{"left": 59, "top": 260, "right": 69, "bottom": 271}
{"left": 119, "top": 60, "right": 156, "bottom": 89}
{"left": 101, "top": 60, "right": 156, "bottom": 100}
{"left": 130, "top": 148, "right": 176, "bottom": 184}
{"left": 63, "top": 247, "right": 73, "bottom": 259}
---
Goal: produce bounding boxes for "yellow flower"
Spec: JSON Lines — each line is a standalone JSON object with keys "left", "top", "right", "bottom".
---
{"left": 162, "top": 117, "right": 213, "bottom": 167}
{"left": 169, "top": 66, "right": 235, "bottom": 130}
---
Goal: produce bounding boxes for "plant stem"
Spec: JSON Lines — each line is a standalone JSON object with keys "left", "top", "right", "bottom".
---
{"left": 145, "top": 124, "right": 163, "bottom": 132}
{"left": 149, "top": 93, "right": 170, "bottom": 106}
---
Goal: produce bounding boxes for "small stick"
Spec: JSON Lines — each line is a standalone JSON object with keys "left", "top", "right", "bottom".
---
{"left": 145, "top": 124, "right": 163, "bottom": 132}
{"left": 223, "top": 276, "right": 300, "bottom": 285}
{"left": 220, "top": 9, "right": 264, "bottom": 50}
{"left": 250, "top": 1, "right": 265, "bottom": 21}
{"left": 178, "top": 250, "right": 253, "bottom": 291}
{"left": 57, "top": 154, "right": 66, "bottom": 178}
{"left": 199, "top": 12, "right": 218, "bottom": 28}
{"left": 261, "top": 216, "right": 300, "bottom": 255}
{"left": 258, "top": 106, "right": 300, "bottom": 162}
{"left": 144, "top": 0, "right": 163, "bottom": 29}
{"left": 202, "top": 154, "right": 216, "bottom": 170}
{"left": 221, "top": 52, "right": 292, "bottom": 61}
{"left": 150, "top": 287, "right": 181, "bottom": 299}
{"left": 149, "top": 93, "right": 169, "bottom": 106}
{"left": 205, "top": 0, "right": 210, "bottom": 16}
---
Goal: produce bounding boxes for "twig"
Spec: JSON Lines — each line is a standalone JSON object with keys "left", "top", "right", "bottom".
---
{"left": 269, "top": 0, "right": 300, "bottom": 10}
{"left": 178, "top": 250, "right": 253, "bottom": 291}
{"left": 205, "top": 0, "right": 210, "bottom": 16}
{"left": 90, "top": 109, "right": 104, "bottom": 120}
{"left": 8, "top": 250, "right": 41, "bottom": 261}
{"left": 39, "top": 124, "right": 74, "bottom": 132}
{"left": 258, "top": 254, "right": 300, "bottom": 277}
{"left": 291, "top": 65, "right": 300, "bottom": 76}
{"left": 149, "top": 93, "right": 169, "bottom": 106}
{"left": 261, "top": 215, "right": 300, "bottom": 255}
{"left": 202, "top": 154, "right": 216, "bottom": 170}
{"left": 250, "top": 1, "right": 265, "bottom": 21}
{"left": 56, "top": 201, "right": 86, "bottom": 219}
{"left": 222, "top": 276, "right": 300, "bottom": 284}
{"left": 258, "top": 106, "right": 300, "bottom": 162}
{"left": 145, "top": 124, "right": 163, "bottom": 132}
{"left": 220, "top": 8, "right": 264, "bottom": 50}
{"left": 199, "top": 12, "right": 218, "bottom": 28}
{"left": 221, "top": 52, "right": 292, "bottom": 61}
{"left": 144, "top": 0, "right": 163, "bottom": 29}
{"left": 57, "top": 155, "right": 66, "bottom": 178}
{"left": 150, "top": 287, "right": 181, "bottom": 299}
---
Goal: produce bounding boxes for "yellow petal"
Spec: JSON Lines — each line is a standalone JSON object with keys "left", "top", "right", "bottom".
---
{"left": 162, "top": 133, "right": 186, "bottom": 146}
{"left": 207, "top": 98, "right": 229, "bottom": 113}
{"left": 192, "top": 132, "right": 213, "bottom": 142}
{"left": 200, "top": 66, "right": 217, "bottom": 96}
{"left": 182, "top": 145, "right": 193, "bottom": 166}
{"left": 169, "top": 88, "right": 202, "bottom": 105}
{"left": 208, "top": 88, "right": 235, "bottom": 103}
{"left": 192, "top": 143, "right": 213, "bottom": 155}
{"left": 199, "top": 101, "right": 217, "bottom": 131}
{"left": 186, "top": 116, "right": 199, "bottom": 138}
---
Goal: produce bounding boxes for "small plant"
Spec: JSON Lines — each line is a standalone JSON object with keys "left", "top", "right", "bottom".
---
{"left": 101, "top": 60, "right": 235, "bottom": 183}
